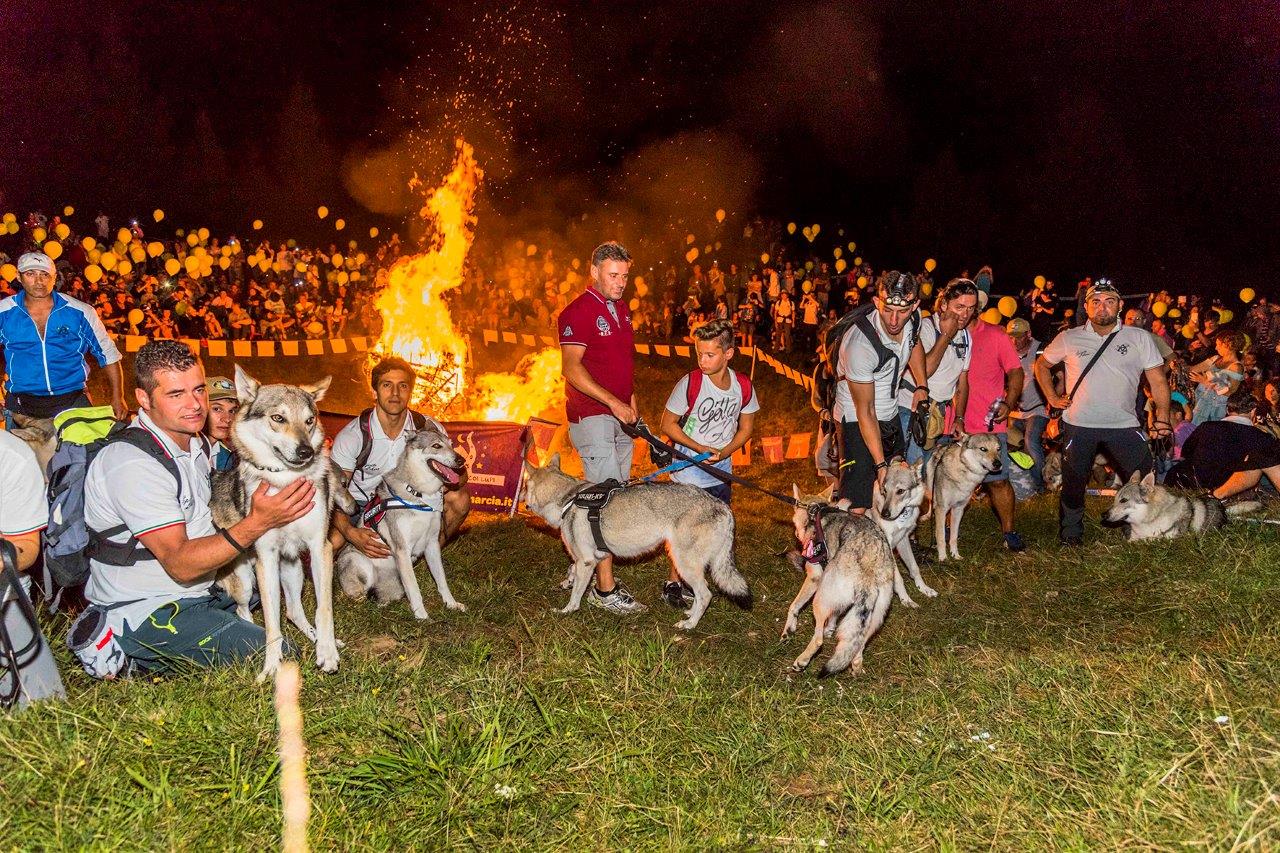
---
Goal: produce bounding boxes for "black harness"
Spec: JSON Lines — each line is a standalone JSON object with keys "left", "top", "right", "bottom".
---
{"left": 359, "top": 483, "right": 436, "bottom": 529}
{"left": 801, "top": 503, "right": 846, "bottom": 568}
{"left": 560, "top": 479, "right": 628, "bottom": 553}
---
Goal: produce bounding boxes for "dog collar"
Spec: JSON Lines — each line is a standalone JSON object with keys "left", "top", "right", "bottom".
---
{"left": 243, "top": 458, "right": 287, "bottom": 474}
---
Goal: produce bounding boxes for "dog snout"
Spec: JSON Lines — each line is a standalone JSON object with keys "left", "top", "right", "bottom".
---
{"left": 294, "top": 444, "right": 315, "bottom": 462}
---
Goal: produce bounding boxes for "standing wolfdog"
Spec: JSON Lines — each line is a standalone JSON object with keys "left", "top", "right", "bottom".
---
{"left": 210, "top": 365, "right": 354, "bottom": 681}
{"left": 521, "top": 453, "right": 751, "bottom": 629}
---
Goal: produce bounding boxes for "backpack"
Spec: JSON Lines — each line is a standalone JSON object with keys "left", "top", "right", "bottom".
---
{"left": 823, "top": 303, "right": 920, "bottom": 398}
{"left": 676, "top": 370, "right": 754, "bottom": 429}
{"left": 44, "top": 413, "right": 192, "bottom": 592}
{"left": 352, "top": 407, "right": 428, "bottom": 478}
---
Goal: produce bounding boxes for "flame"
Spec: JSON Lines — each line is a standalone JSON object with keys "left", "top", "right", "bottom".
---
{"left": 372, "top": 139, "right": 564, "bottom": 423}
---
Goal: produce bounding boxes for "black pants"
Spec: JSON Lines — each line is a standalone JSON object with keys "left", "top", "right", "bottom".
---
{"left": 838, "top": 416, "right": 905, "bottom": 510}
{"left": 1059, "top": 423, "right": 1153, "bottom": 541}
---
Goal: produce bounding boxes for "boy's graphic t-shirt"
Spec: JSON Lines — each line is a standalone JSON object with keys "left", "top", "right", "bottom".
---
{"left": 663, "top": 370, "right": 760, "bottom": 489}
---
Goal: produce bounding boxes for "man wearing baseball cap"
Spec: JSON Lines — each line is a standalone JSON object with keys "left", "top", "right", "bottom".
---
{"left": 0, "top": 252, "right": 126, "bottom": 426}
{"left": 1006, "top": 317, "right": 1049, "bottom": 493}
{"left": 1035, "top": 278, "right": 1172, "bottom": 546}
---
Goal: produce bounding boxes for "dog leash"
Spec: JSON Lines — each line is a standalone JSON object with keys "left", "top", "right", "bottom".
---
{"left": 619, "top": 420, "right": 801, "bottom": 508}
{"left": 641, "top": 451, "right": 713, "bottom": 481}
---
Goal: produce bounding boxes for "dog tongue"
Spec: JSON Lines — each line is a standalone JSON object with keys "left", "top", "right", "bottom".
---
{"left": 431, "top": 459, "right": 461, "bottom": 485}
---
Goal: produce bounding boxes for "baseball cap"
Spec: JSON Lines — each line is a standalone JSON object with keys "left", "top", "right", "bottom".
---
{"left": 206, "top": 376, "right": 238, "bottom": 402}
{"left": 877, "top": 271, "right": 919, "bottom": 308}
{"left": 1086, "top": 278, "right": 1121, "bottom": 301}
{"left": 16, "top": 252, "right": 54, "bottom": 274}
{"left": 1006, "top": 318, "right": 1031, "bottom": 336}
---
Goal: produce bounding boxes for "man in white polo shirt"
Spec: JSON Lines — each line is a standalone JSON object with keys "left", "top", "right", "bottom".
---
{"left": 329, "top": 356, "right": 471, "bottom": 559}
{"left": 1035, "top": 280, "right": 1172, "bottom": 546}
{"left": 83, "top": 341, "right": 316, "bottom": 675}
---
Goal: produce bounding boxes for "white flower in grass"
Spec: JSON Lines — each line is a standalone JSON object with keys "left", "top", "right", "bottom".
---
{"left": 1214, "top": 715, "right": 1230, "bottom": 725}
{"left": 493, "top": 783, "right": 517, "bottom": 800}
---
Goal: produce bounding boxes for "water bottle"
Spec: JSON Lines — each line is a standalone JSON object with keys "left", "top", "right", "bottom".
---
{"left": 985, "top": 398, "right": 1004, "bottom": 432}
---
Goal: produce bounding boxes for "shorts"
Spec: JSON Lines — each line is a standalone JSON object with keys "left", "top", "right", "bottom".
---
{"left": 838, "top": 417, "right": 906, "bottom": 510}
{"left": 568, "top": 414, "right": 634, "bottom": 484}
{"left": 702, "top": 482, "right": 732, "bottom": 505}
{"left": 981, "top": 432, "right": 1012, "bottom": 484}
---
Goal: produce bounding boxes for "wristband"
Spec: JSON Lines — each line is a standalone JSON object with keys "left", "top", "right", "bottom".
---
{"left": 219, "top": 527, "right": 250, "bottom": 553}
{"left": 874, "top": 460, "right": 889, "bottom": 471}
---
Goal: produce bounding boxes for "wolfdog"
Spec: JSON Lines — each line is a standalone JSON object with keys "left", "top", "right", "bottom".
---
{"left": 870, "top": 458, "right": 935, "bottom": 606}
{"left": 521, "top": 453, "right": 751, "bottom": 629}
{"left": 924, "top": 432, "right": 1002, "bottom": 561}
{"left": 210, "top": 365, "right": 354, "bottom": 681}
{"left": 1104, "top": 470, "right": 1257, "bottom": 540}
{"left": 7, "top": 413, "right": 57, "bottom": 475}
{"left": 336, "top": 422, "right": 466, "bottom": 619}
{"left": 782, "top": 485, "right": 896, "bottom": 677}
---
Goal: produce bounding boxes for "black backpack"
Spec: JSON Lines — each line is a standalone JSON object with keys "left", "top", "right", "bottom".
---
{"left": 352, "top": 407, "right": 428, "bottom": 477}
{"left": 823, "top": 303, "right": 920, "bottom": 397}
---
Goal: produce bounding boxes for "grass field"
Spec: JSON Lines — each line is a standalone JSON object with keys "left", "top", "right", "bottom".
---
{"left": 2, "top": 344, "right": 1277, "bottom": 850}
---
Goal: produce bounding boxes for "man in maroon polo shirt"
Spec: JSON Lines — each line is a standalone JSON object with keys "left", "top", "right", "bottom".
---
{"left": 558, "top": 241, "right": 646, "bottom": 615}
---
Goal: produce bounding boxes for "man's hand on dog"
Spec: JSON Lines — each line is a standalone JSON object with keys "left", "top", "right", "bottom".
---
{"left": 346, "top": 526, "right": 392, "bottom": 559}
{"left": 249, "top": 479, "right": 316, "bottom": 530}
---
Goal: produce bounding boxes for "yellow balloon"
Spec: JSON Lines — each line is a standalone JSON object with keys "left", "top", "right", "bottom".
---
{"left": 847, "top": 241, "right": 856, "bottom": 252}
{"left": 335, "top": 219, "right": 345, "bottom": 231}
{"left": 1, "top": 213, "right": 13, "bottom": 223}
{"left": 336, "top": 271, "right": 349, "bottom": 285}
{"left": 1168, "top": 308, "right": 1182, "bottom": 318}
{"left": 1034, "top": 274, "right": 1046, "bottom": 288}
{"left": 317, "top": 206, "right": 329, "bottom": 219}
{"left": 32, "top": 227, "right": 46, "bottom": 243}
{"left": 117, "top": 228, "right": 132, "bottom": 245}
{"left": 5, "top": 221, "right": 17, "bottom": 235}
{"left": 1151, "top": 301, "right": 1168, "bottom": 317}
{"left": 369, "top": 227, "right": 379, "bottom": 238}
{"left": 185, "top": 233, "right": 198, "bottom": 247}
{"left": 332, "top": 253, "right": 344, "bottom": 267}
{"left": 99, "top": 252, "right": 118, "bottom": 270}
{"left": 835, "top": 258, "right": 847, "bottom": 273}
{"left": 715, "top": 208, "right": 726, "bottom": 223}
{"left": 833, "top": 247, "right": 843, "bottom": 259}
{"left": 219, "top": 256, "right": 231, "bottom": 270}
{"left": 811, "top": 224, "right": 821, "bottom": 235}
{"left": 998, "top": 296, "right": 1018, "bottom": 318}
{"left": 153, "top": 209, "right": 165, "bottom": 223}
{"left": 924, "top": 258, "right": 937, "bottom": 273}
{"left": 802, "top": 281, "right": 813, "bottom": 293}
{"left": 1240, "top": 288, "right": 1256, "bottom": 304}
{"left": 760, "top": 253, "right": 770, "bottom": 265}
{"left": 147, "top": 241, "right": 164, "bottom": 258}
{"left": 252, "top": 219, "right": 263, "bottom": 230}
{"left": 63, "top": 205, "right": 75, "bottom": 217}
{"left": 43, "top": 241, "right": 63, "bottom": 261}
{"left": 128, "top": 308, "right": 144, "bottom": 326}
{"left": 88, "top": 249, "right": 101, "bottom": 264}
{"left": 184, "top": 256, "right": 200, "bottom": 275}
{"left": 165, "top": 258, "right": 181, "bottom": 276}
{"left": 1217, "top": 308, "right": 1234, "bottom": 324}
{"left": 129, "top": 246, "right": 145, "bottom": 264}
{"left": 350, "top": 271, "right": 361, "bottom": 282}
{"left": 685, "top": 247, "right": 700, "bottom": 263}
{"left": 116, "top": 260, "right": 132, "bottom": 277}
{"left": 1182, "top": 323, "right": 1196, "bottom": 339}
{"left": 921, "top": 282, "right": 933, "bottom": 297}
{"left": 629, "top": 298, "right": 640, "bottom": 310}
{"left": 83, "top": 265, "right": 102, "bottom": 284}
{"left": 54, "top": 222, "right": 70, "bottom": 240}
{"left": 857, "top": 275, "right": 869, "bottom": 287}
{"left": 197, "top": 227, "right": 210, "bottom": 242}
{"left": 0, "top": 264, "right": 16, "bottom": 282}
{"left": 853, "top": 256, "right": 862, "bottom": 266}
{"left": 786, "top": 222, "right": 796, "bottom": 234}
{"left": 981, "top": 307, "right": 1002, "bottom": 325}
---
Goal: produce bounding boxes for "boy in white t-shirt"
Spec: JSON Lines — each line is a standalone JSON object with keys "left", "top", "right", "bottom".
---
{"left": 659, "top": 318, "right": 759, "bottom": 607}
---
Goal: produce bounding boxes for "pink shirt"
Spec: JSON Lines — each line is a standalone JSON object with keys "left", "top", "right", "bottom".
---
{"left": 963, "top": 320, "right": 1021, "bottom": 434}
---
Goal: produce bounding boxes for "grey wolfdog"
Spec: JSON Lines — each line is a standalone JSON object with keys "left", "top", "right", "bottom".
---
{"left": 336, "top": 423, "right": 467, "bottom": 619}
{"left": 870, "top": 458, "right": 935, "bottom": 606}
{"left": 521, "top": 453, "right": 751, "bottom": 629}
{"left": 210, "top": 365, "right": 355, "bottom": 682}
{"left": 923, "top": 431, "right": 1002, "bottom": 561}
{"left": 1104, "top": 470, "right": 1258, "bottom": 540}
{"left": 783, "top": 485, "right": 896, "bottom": 677}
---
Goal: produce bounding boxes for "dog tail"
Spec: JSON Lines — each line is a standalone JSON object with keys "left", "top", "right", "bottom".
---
{"left": 336, "top": 549, "right": 374, "bottom": 601}
{"left": 1225, "top": 500, "right": 1263, "bottom": 517}
{"left": 709, "top": 548, "right": 753, "bottom": 610}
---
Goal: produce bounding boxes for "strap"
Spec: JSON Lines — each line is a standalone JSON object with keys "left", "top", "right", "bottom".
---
{"left": 353, "top": 407, "right": 375, "bottom": 476}
{"left": 684, "top": 370, "right": 703, "bottom": 417}
{"left": 587, "top": 506, "right": 609, "bottom": 553}
{"left": 0, "top": 540, "right": 43, "bottom": 708}
{"left": 1067, "top": 329, "right": 1122, "bottom": 401}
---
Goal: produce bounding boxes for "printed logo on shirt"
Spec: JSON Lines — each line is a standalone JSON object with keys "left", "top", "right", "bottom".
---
{"left": 1116, "top": 344, "right": 1129, "bottom": 355}
{"left": 595, "top": 315, "right": 612, "bottom": 337}
{"left": 561, "top": 325, "right": 573, "bottom": 337}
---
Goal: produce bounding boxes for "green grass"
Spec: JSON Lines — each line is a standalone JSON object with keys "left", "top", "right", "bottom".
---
{"left": 8, "top": 350, "right": 1277, "bottom": 850}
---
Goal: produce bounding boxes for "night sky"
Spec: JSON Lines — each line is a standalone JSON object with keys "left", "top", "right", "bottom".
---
{"left": 2, "top": 1, "right": 1276, "bottom": 294}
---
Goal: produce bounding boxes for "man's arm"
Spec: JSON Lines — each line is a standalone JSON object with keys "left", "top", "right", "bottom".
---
{"left": 1145, "top": 365, "right": 1172, "bottom": 435}
{"left": 139, "top": 479, "right": 316, "bottom": 584}
{"left": 993, "top": 367, "right": 1024, "bottom": 424}
{"left": 330, "top": 467, "right": 392, "bottom": 559}
{"left": 4, "top": 530, "right": 42, "bottom": 572}
{"left": 923, "top": 318, "right": 958, "bottom": 376}
{"left": 952, "top": 371, "right": 970, "bottom": 435}
{"left": 659, "top": 408, "right": 710, "bottom": 453}
{"left": 716, "top": 411, "right": 755, "bottom": 461}
{"left": 561, "top": 344, "right": 636, "bottom": 423}
{"left": 1034, "top": 355, "right": 1069, "bottom": 410}
{"left": 105, "top": 361, "right": 127, "bottom": 419}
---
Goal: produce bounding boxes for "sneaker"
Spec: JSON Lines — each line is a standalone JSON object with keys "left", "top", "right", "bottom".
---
{"left": 662, "top": 581, "right": 695, "bottom": 609}
{"left": 1003, "top": 531, "right": 1027, "bottom": 552}
{"left": 588, "top": 583, "right": 649, "bottom": 615}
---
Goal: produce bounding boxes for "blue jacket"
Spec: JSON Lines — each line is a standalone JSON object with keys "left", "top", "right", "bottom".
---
{"left": 0, "top": 291, "right": 121, "bottom": 396}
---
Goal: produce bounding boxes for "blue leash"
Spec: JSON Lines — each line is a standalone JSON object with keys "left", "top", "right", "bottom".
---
{"left": 384, "top": 486, "right": 436, "bottom": 511}
{"left": 642, "top": 451, "right": 713, "bottom": 481}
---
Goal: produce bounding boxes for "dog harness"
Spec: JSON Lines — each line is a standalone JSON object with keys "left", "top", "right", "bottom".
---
{"left": 358, "top": 484, "right": 435, "bottom": 529}
{"left": 560, "top": 479, "right": 627, "bottom": 553}
{"left": 802, "top": 504, "right": 845, "bottom": 567}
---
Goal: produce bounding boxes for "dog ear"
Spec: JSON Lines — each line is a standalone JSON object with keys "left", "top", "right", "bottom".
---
{"left": 547, "top": 452, "right": 561, "bottom": 471}
{"left": 1140, "top": 470, "right": 1156, "bottom": 487}
{"left": 792, "top": 483, "right": 801, "bottom": 502}
{"left": 233, "top": 364, "right": 261, "bottom": 404}
{"left": 299, "top": 375, "right": 332, "bottom": 402}
{"left": 1128, "top": 469, "right": 1142, "bottom": 484}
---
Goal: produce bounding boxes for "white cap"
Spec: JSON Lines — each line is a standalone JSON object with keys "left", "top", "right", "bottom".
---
{"left": 16, "top": 252, "right": 54, "bottom": 274}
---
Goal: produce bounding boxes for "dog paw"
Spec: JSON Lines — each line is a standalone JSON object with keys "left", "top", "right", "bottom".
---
{"left": 674, "top": 618, "right": 698, "bottom": 631}
{"left": 334, "top": 637, "right": 346, "bottom": 650}
{"left": 898, "top": 596, "right": 920, "bottom": 609}
{"left": 256, "top": 659, "right": 281, "bottom": 684}
{"left": 446, "top": 601, "right": 467, "bottom": 612}
{"left": 411, "top": 608, "right": 432, "bottom": 621}
{"left": 918, "top": 584, "right": 938, "bottom": 598}
{"left": 315, "top": 645, "right": 340, "bottom": 674}
{"left": 785, "top": 661, "right": 807, "bottom": 674}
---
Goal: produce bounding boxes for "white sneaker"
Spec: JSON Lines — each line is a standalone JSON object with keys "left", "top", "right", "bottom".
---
{"left": 588, "top": 583, "right": 648, "bottom": 615}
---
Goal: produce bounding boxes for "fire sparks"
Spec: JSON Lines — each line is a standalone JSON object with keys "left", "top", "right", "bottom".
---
{"left": 372, "top": 139, "right": 563, "bottom": 423}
